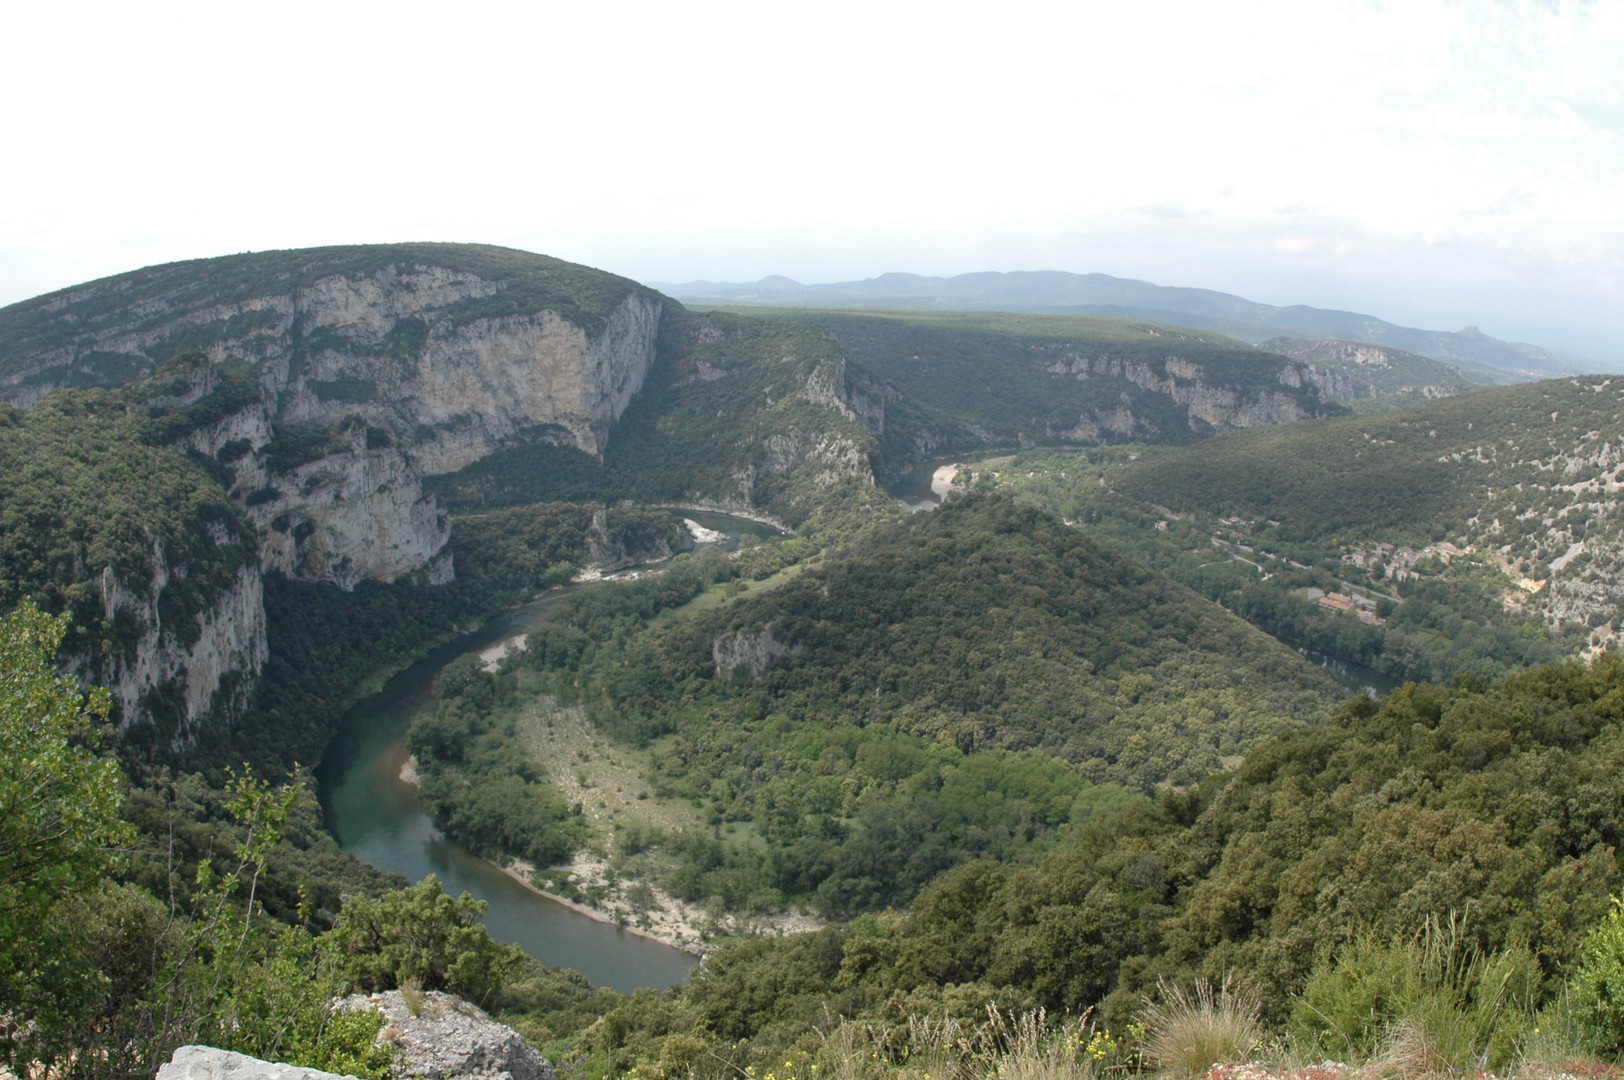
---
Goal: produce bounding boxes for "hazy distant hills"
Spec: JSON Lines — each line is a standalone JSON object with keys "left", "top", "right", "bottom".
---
{"left": 652, "top": 269, "right": 1588, "bottom": 382}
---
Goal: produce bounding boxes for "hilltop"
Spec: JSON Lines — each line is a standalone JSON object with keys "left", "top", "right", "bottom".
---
{"left": 654, "top": 269, "right": 1589, "bottom": 380}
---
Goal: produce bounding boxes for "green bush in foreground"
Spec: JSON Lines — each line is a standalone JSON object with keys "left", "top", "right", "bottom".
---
{"left": 1574, "top": 898, "right": 1624, "bottom": 1057}
{"left": 1290, "top": 918, "right": 1540, "bottom": 1071}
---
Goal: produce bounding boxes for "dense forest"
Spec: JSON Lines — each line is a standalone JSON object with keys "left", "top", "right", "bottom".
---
{"left": 738, "top": 308, "right": 1335, "bottom": 449}
{"left": 972, "top": 447, "right": 1587, "bottom": 687}
{"left": 510, "top": 656, "right": 1624, "bottom": 1077}
{"left": 405, "top": 495, "right": 1337, "bottom": 928}
{"left": 19, "top": 584, "right": 1624, "bottom": 1077}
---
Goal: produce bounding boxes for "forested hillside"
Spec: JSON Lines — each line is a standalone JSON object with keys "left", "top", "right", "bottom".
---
{"left": 735, "top": 308, "right": 1339, "bottom": 451}
{"left": 522, "top": 657, "right": 1624, "bottom": 1077}
{"left": 1259, "top": 336, "right": 1485, "bottom": 412}
{"left": 1109, "top": 377, "right": 1624, "bottom": 642}
{"left": 406, "top": 495, "right": 1338, "bottom": 927}
{"left": 8, "top": 247, "right": 1624, "bottom": 1080}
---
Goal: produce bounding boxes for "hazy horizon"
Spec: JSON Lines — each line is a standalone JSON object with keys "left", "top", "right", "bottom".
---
{"left": 4, "top": 1, "right": 1620, "bottom": 364}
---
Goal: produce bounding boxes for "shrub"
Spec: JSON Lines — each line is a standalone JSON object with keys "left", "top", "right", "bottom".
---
{"left": 1289, "top": 917, "right": 1539, "bottom": 1074}
{"left": 1138, "top": 979, "right": 1262, "bottom": 1079}
{"left": 1573, "top": 897, "right": 1624, "bottom": 1057}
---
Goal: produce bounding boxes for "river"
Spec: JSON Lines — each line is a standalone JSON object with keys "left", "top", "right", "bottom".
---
{"left": 316, "top": 511, "right": 782, "bottom": 993}
{"left": 1296, "top": 646, "right": 1403, "bottom": 696}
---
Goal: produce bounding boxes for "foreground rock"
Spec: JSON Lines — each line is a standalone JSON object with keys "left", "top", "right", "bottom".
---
{"left": 339, "top": 990, "right": 551, "bottom": 1080}
{"left": 156, "top": 1046, "right": 357, "bottom": 1080}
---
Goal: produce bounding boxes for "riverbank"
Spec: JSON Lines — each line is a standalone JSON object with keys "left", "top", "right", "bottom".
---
{"left": 504, "top": 692, "right": 822, "bottom": 955}
{"left": 653, "top": 501, "right": 793, "bottom": 535}
{"left": 502, "top": 855, "right": 823, "bottom": 958}
{"left": 502, "top": 856, "right": 708, "bottom": 955}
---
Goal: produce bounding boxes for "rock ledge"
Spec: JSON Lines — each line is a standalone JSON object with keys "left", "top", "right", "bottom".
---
{"left": 339, "top": 990, "right": 551, "bottom": 1080}
{"left": 155, "top": 1045, "right": 357, "bottom": 1080}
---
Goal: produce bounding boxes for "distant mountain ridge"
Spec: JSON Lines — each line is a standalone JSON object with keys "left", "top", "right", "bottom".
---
{"left": 652, "top": 269, "right": 1588, "bottom": 381}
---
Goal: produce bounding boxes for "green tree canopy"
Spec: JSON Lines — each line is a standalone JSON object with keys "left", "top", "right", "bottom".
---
{"left": 0, "top": 599, "right": 133, "bottom": 1061}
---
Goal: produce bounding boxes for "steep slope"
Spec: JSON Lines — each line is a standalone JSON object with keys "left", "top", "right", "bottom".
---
{"left": 727, "top": 308, "right": 1342, "bottom": 452}
{"left": 655, "top": 270, "right": 1588, "bottom": 379}
{"left": 0, "top": 386, "right": 266, "bottom": 742}
{"left": 0, "top": 244, "right": 669, "bottom": 586}
{"left": 1261, "top": 337, "right": 1486, "bottom": 412}
{"left": 423, "top": 307, "right": 918, "bottom": 522}
{"left": 0, "top": 245, "right": 901, "bottom": 743}
{"left": 1110, "top": 376, "right": 1624, "bottom": 643}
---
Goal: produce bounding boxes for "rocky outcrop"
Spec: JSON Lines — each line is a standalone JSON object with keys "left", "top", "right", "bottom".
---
{"left": 156, "top": 1045, "right": 357, "bottom": 1080}
{"left": 1265, "top": 338, "right": 1475, "bottom": 404}
{"left": 249, "top": 439, "right": 452, "bottom": 590}
{"left": 80, "top": 552, "right": 268, "bottom": 740}
{"left": 1044, "top": 352, "right": 1320, "bottom": 435}
{"left": 338, "top": 990, "right": 552, "bottom": 1080}
{"left": 582, "top": 508, "right": 693, "bottom": 573}
{"left": 712, "top": 619, "right": 800, "bottom": 679}
{"left": 5, "top": 251, "right": 666, "bottom": 594}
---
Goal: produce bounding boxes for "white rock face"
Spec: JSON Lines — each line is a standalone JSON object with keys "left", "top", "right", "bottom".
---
{"left": 399, "top": 296, "right": 661, "bottom": 470}
{"left": 247, "top": 438, "right": 452, "bottom": 590}
{"left": 11, "top": 260, "right": 665, "bottom": 590}
{"left": 7, "top": 253, "right": 668, "bottom": 741}
{"left": 156, "top": 1044, "right": 357, "bottom": 1080}
{"left": 85, "top": 557, "right": 268, "bottom": 739}
{"left": 712, "top": 619, "right": 801, "bottom": 679}
{"left": 339, "top": 990, "right": 552, "bottom": 1080}
{"left": 1043, "top": 352, "right": 1318, "bottom": 436}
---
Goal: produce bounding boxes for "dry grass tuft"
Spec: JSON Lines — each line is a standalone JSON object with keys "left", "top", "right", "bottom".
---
{"left": 1140, "top": 978, "right": 1263, "bottom": 1079}
{"left": 399, "top": 976, "right": 424, "bottom": 1018}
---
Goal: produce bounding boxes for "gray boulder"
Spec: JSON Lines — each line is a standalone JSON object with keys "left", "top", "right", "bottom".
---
{"left": 155, "top": 1045, "right": 358, "bottom": 1080}
{"left": 338, "top": 990, "right": 552, "bottom": 1080}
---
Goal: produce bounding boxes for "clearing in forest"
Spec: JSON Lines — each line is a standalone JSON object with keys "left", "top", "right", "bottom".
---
{"left": 511, "top": 694, "right": 700, "bottom": 838}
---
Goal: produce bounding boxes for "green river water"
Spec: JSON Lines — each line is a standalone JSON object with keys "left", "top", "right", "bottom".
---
{"left": 317, "top": 511, "right": 782, "bottom": 992}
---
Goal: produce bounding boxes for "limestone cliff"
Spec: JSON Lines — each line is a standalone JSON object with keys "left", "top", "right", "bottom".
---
{"left": 82, "top": 558, "right": 269, "bottom": 741}
{"left": 1042, "top": 351, "right": 1319, "bottom": 440}
{"left": 0, "top": 246, "right": 668, "bottom": 740}
{"left": 712, "top": 619, "right": 800, "bottom": 679}
{"left": 1265, "top": 337, "right": 1479, "bottom": 406}
{"left": 3, "top": 246, "right": 664, "bottom": 590}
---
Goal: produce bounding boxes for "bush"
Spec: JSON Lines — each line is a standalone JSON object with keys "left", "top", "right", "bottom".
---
{"left": 1573, "top": 897, "right": 1624, "bottom": 1057}
{"left": 331, "top": 875, "right": 525, "bottom": 1008}
{"left": 1289, "top": 918, "right": 1539, "bottom": 1073}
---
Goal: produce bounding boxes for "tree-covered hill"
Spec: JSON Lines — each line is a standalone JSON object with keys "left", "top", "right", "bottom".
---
{"left": 1260, "top": 336, "right": 1487, "bottom": 412}
{"left": 549, "top": 656, "right": 1624, "bottom": 1078}
{"left": 0, "top": 243, "right": 656, "bottom": 395}
{"left": 409, "top": 495, "right": 1340, "bottom": 924}
{"left": 1106, "top": 376, "right": 1624, "bottom": 637}
{"left": 729, "top": 308, "right": 1341, "bottom": 450}
{"left": 637, "top": 494, "right": 1338, "bottom": 786}
{"left": 1109, "top": 376, "right": 1623, "bottom": 541}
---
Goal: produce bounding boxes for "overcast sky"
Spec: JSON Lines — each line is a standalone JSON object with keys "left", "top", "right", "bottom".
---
{"left": 3, "top": 0, "right": 1621, "bottom": 361}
